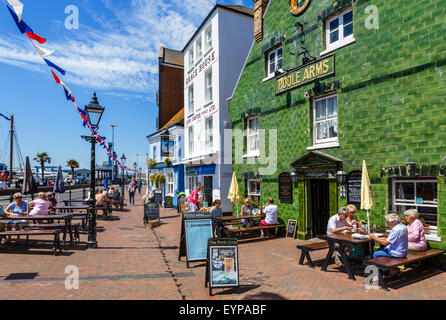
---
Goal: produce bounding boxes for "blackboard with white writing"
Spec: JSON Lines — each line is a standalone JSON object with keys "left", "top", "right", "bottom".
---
{"left": 144, "top": 203, "right": 160, "bottom": 224}
{"left": 347, "top": 171, "right": 362, "bottom": 207}
{"left": 286, "top": 219, "right": 297, "bottom": 239}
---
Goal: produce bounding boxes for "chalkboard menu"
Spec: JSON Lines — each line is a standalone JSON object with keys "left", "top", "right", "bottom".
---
{"left": 204, "top": 176, "right": 213, "bottom": 204}
{"left": 205, "top": 238, "right": 239, "bottom": 296}
{"left": 279, "top": 173, "right": 293, "bottom": 203}
{"left": 347, "top": 170, "right": 362, "bottom": 207}
{"left": 144, "top": 203, "right": 160, "bottom": 225}
{"left": 153, "top": 190, "right": 163, "bottom": 205}
{"left": 286, "top": 219, "right": 297, "bottom": 238}
{"left": 165, "top": 196, "right": 173, "bottom": 208}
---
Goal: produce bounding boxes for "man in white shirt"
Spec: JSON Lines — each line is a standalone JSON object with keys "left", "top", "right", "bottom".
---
{"left": 326, "top": 207, "right": 352, "bottom": 235}
{"left": 260, "top": 198, "right": 278, "bottom": 237}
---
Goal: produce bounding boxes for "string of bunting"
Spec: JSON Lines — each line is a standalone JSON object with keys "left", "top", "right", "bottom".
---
{"left": 3, "top": 0, "right": 140, "bottom": 174}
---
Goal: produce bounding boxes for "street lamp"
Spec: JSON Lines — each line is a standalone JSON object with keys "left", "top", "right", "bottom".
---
{"left": 120, "top": 153, "right": 126, "bottom": 201}
{"left": 81, "top": 92, "right": 105, "bottom": 249}
{"left": 110, "top": 124, "right": 117, "bottom": 182}
{"left": 133, "top": 161, "right": 137, "bottom": 178}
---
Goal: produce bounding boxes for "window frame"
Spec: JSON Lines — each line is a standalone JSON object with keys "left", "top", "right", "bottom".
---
{"left": 188, "top": 126, "right": 194, "bottom": 155}
{"left": 322, "top": 7, "right": 355, "bottom": 55}
{"left": 188, "top": 48, "right": 194, "bottom": 71}
{"left": 166, "top": 172, "right": 174, "bottom": 196}
{"left": 205, "top": 68, "right": 213, "bottom": 104}
{"left": 245, "top": 116, "right": 260, "bottom": 156}
{"left": 196, "top": 35, "right": 203, "bottom": 60}
{"left": 188, "top": 85, "right": 194, "bottom": 115}
{"left": 312, "top": 94, "right": 338, "bottom": 146}
{"left": 247, "top": 179, "right": 261, "bottom": 202}
{"left": 205, "top": 116, "right": 213, "bottom": 151}
{"left": 205, "top": 25, "right": 212, "bottom": 52}
{"left": 266, "top": 46, "right": 283, "bottom": 78}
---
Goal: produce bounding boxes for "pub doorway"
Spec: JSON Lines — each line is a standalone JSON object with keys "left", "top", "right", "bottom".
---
{"left": 309, "top": 179, "right": 330, "bottom": 238}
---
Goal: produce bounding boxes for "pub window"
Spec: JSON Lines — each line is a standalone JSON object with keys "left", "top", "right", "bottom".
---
{"left": 188, "top": 47, "right": 194, "bottom": 70}
{"left": 205, "top": 68, "right": 213, "bottom": 103}
{"left": 205, "top": 116, "right": 213, "bottom": 150}
{"left": 205, "top": 25, "right": 212, "bottom": 51}
{"left": 246, "top": 116, "right": 259, "bottom": 156}
{"left": 266, "top": 46, "right": 283, "bottom": 78}
{"left": 391, "top": 178, "right": 438, "bottom": 236}
{"left": 313, "top": 94, "right": 338, "bottom": 145}
{"left": 188, "top": 85, "right": 194, "bottom": 115}
{"left": 167, "top": 172, "right": 174, "bottom": 196}
{"left": 196, "top": 35, "right": 203, "bottom": 60}
{"left": 323, "top": 7, "right": 355, "bottom": 54}
{"left": 153, "top": 146, "right": 157, "bottom": 160}
{"left": 188, "top": 126, "right": 194, "bottom": 155}
{"left": 247, "top": 179, "right": 261, "bottom": 203}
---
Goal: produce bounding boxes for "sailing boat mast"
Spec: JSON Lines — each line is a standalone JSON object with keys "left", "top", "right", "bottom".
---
{"left": 9, "top": 114, "right": 13, "bottom": 188}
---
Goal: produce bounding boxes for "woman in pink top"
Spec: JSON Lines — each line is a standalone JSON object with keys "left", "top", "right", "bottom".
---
{"left": 404, "top": 209, "right": 427, "bottom": 251}
{"left": 188, "top": 185, "right": 203, "bottom": 212}
{"left": 29, "top": 192, "right": 51, "bottom": 216}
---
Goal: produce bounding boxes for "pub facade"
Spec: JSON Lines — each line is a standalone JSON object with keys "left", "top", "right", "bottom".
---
{"left": 228, "top": 0, "right": 446, "bottom": 249}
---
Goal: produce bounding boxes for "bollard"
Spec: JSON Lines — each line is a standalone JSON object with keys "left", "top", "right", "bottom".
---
{"left": 69, "top": 188, "right": 72, "bottom": 200}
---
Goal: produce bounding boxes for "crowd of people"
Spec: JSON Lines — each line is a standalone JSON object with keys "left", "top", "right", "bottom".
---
{"left": 327, "top": 204, "right": 428, "bottom": 278}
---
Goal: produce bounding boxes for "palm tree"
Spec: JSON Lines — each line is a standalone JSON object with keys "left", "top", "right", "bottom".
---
{"left": 67, "top": 159, "right": 80, "bottom": 179}
{"left": 33, "top": 152, "right": 51, "bottom": 182}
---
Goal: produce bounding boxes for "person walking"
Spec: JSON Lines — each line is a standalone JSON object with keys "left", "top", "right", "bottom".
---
{"left": 128, "top": 179, "right": 137, "bottom": 206}
{"left": 137, "top": 179, "right": 142, "bottom": 195}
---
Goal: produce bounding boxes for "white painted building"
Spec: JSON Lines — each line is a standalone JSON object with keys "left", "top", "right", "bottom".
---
{"left": 181, "top": 5, "right": 253, "bottom": 212}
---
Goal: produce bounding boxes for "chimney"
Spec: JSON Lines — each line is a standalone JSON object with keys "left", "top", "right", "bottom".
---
{"left": 253, "top": 0, "right": 269, "bottom": 43}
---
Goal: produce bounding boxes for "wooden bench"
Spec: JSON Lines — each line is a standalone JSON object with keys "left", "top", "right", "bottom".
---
{"left": 228, "top": 224, "right": 285, "bottom": 238}
{"left": 297, "top": 241, "right": 330, "bottom": 268}
{"left": 97, "top": 202, "right": 112, "bottom": 218}
{"left": 0, "top": 230, "right": 62, "bottom": 255}
{"left": 27, "top": 223, "right": 81, "bottom": 244}
{"left": 111, "top": 199, "right": 125, "bottom": 211}
{"left": 364, "top": 247, "right": 445, "bottom": 291}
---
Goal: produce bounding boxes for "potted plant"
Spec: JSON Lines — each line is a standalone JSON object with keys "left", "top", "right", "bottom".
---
{"left": 148, "top": 158, "right": 157, "bottom": 168}
{"left": 164, "top": 157, "right": 172, "bottom": 167}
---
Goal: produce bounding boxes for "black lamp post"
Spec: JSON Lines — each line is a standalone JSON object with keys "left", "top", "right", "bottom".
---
{"left": 81, "top": 92, "right": 105, "bottom": 249}
{"left": 120, "top": 153, "right": 126, "bottom": 201}
{"left": 133, "top": 162, "right": 137, "bottom": 178}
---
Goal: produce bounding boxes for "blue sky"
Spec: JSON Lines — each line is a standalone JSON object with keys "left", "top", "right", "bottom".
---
{"left": 0, "top": 0, "right": 253, "bottom": 171}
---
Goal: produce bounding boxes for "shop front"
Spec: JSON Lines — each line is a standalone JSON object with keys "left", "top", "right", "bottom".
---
{"left": 185, "top": 164, "right": 217, "bottom": 206}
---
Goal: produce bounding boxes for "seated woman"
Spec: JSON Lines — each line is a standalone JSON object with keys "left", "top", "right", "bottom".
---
{"left": 210, "top": 200, "right": 225, "bottom": 237}
{"left": 404, "top": 209, "right": 427, "bottom": 252}
{"left": 46, "top": 192, "right": 57, "bottom": 210}
{"left": 4, "top": 192, "right": 28, "bottom": 243}
{"left": 240, "top": 198, "right": 254, "bottom": 228}
{"left": 29, "top": 192, "right": 51, "bottom": 216}
{"left": 369, "top": 213, "right": 408, "bottom": 277}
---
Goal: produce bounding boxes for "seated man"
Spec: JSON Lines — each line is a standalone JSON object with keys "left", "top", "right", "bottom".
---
{"left": 369, "top": 213, "right": 408, "bottom": 278}
{"left": 95, "top": 189, "right": 108, "bottom": 207}
{"left": 112, "top": 187, "right": 122, "bottom": 208}
{"left": 260, "top": 197, "right": 278, "bottom": 237}
{"left": 326, "top": 207, "right": 353, "bottom": 265}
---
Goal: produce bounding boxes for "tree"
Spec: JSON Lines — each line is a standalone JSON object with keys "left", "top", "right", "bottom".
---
{"left": 67, "top": 159, "right": 80, "bottom": 179}
{"left": 33, "top": 152, "right": 51, "bottom": 182}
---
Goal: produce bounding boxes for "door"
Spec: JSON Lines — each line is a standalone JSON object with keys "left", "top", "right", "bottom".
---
{"left": 309, "top": 179, "right": 330, "bottom": 237}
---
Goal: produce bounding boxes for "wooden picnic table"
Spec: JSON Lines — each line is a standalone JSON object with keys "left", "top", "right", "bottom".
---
{"left": 54, "top": 205, "right": 89, "bottom": 213}
{"left": 317, "top": 233, "right": 381, "bottom": 281}
{"left": 3, "top": 214, "right": 75, "bottom": 248}
{"left": 214, "top": 214, "right": 265, "bottom": 224}
{"left": 63, "top": 199, "right": 89, "bottom": 206}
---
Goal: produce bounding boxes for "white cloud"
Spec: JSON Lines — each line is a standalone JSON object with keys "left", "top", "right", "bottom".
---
{"left": 0, "top": 0, "right": 227, "bottom": 95}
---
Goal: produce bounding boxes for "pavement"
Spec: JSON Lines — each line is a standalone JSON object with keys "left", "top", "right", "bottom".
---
{"left": 0, "top": 192, "right": 445, "bottom": 300}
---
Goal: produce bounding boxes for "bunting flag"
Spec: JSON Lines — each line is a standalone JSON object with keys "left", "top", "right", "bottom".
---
{"left": 7, "top": 5, "right": 27, "bottom": 33}
{"left": 7, "top": 0, "right": 23, "bottom": 22}
{"left": 44, "top": 58, "right": 65, "bottom": 75}
{"left": 25, "top": 27, "right": 46, "bottom": 44}
{"left": 32, "top": 42, "right": 54, "bottom": 57}
{"left": 51, "top": 70, "right": 61, "bottom": 84}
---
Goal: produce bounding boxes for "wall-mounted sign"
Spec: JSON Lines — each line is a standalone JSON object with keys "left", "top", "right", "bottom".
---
{"left": 186, "top": 51, "right": 216, "bottom": 86}
{"left": 347, "top": 170, "right": 362, "bottom": 207}
{"left": 186, "top": 105, "right": 217, "bottom": 126}
{"left": 186, "top": 166, "right": 198, "bottom": 176}
{"left": 275, "top": 54, "right": 335, "bottom": 95}
{"left": 279, "top": 172, "right": 293, "bottom": 203}
{"left": 165, "top": 196, "right": 173, "bottom": 208}
{"left": 161, "top": 136, "right": 174, "bottom": 157}
{"left": 290, "top": 0, "right": 311, "bottom": 15}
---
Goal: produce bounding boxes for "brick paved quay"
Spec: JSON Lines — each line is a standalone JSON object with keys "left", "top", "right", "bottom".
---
{"left": 0, "top": 193, "right": 445, "bottom": 300}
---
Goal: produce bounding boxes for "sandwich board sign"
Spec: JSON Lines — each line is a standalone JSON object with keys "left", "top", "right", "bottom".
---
{"left": 178, "top": 212, "right": 213, "bottom": 268}
{"left": 143, "top": 202, "right": 160, "bottom": 226}
{"left": 205, "top": 238, "right": 239, "bottom": 296}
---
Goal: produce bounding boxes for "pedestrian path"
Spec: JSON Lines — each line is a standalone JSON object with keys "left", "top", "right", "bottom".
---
{"left": 0, "top": 193, "right": 445, "bottom": 299}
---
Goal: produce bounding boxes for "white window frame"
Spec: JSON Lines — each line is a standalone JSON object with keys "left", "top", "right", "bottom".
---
{"left": 188, "top": 176, "right": 198, "bottom": 192}
{"left": 247, "top": 179, "right": 260, "bottom": 202}
{"left": 205, "top": 116, "right": 213, "bottom": 150}
{"left": 313, "top": 94, "right": 338, "bottom": 146}
{"left": 166, "top": 172, "right": 174, "bottom": 196}
{"left": 153, "top": 146, "right": 157, "bottom": 160}
{"left": 245, "top": 116, "right": 260, "bottom": 157}
{"left": 205, "top": 25, "right": 212, "bottom": 52}
{"left": 266, "top": 46, "right": 283, "bottom": 78}
{"left": 205, "top": 68, "right": 213, "bottom": 104}
{"left": 196, "top": 36, "right": 202, "bottom": 60}
{"left": 391, "top": 178, "right": 440, "bottom": 241}
{"left": 188, "top": 85, "right": 194, "bottom": 115}
{"left": 188, "top": 48, "right": 194, "bottom": 70}
{"left": 188, "top": 126, "right": 194, "bottom": 155}
{"left": 321, "top": 7, "right": 355, "bottom": 55}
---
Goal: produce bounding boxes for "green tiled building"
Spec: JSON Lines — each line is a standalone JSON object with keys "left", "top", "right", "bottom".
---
{"left": 228, "top": 0, "right": 446, "bottom": 249}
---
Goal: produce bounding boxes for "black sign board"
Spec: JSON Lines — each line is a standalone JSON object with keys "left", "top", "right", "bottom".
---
{"left": 153, "top": 189, "right": 163, "bottom": 205}
{"left": 203, "top": 176, "right": 213, "bottom": 204}
{"left": 178, "top": 212, "right": 213, "bottom": 268}
{"left": 347, "top": 170, "right": 362, "bottom": 207}
{"left": 205, "top": 238, "right": 239, "bottom": 296}
{"left": 165, "top": 196, "right": 173, "bottom": 208}
{"left": 279, "top": 172, "right": 293, "bottom": 203}
{"left": 143, "top": 203, "right": 160, "bottom": 226}
{"left": 286, "top": 219, "right": 297, "bottom": 239}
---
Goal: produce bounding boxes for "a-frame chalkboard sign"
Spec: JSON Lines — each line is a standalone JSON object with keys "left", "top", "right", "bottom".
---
{"left": 178, "top": 212, "right": 213, "bottom": 268}
{"left": 205, "top": 238, "right": 240, "bottom": 296}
